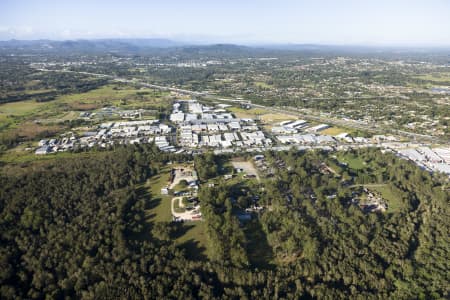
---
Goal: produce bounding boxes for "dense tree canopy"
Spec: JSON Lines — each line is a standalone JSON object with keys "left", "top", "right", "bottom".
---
{"left": 0, "top": 147, "right": 448, "bottom": 299}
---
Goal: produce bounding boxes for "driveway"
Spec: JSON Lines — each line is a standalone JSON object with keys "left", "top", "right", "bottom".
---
{"left": 171, "top": 197, "right": 202, "bottom": 221}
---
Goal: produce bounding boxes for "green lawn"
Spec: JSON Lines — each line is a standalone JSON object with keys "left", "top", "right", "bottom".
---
{"left": 142, "top": 166, "right": 209, "bottom": 260}
{"left": 174, "top": 222, "right": 209, "bottom": 261}
{"left": 0, "top": 100, "right": 46, "bottom": 116}
{"left": 337, "top": 153, "right": 366, "bottom": 170}
{"left": 145, "top": 167, "right": 173, "bottom": 222}
{"left": 173, "top": 198, "right": 186, "bottom": 213}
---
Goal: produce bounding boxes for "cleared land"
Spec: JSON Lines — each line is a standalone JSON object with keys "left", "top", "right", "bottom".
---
{"left": 231, "top": 159, "right": 260, "bottom": 181}
{"left": 143, "top": 166, "right": 208, "bottom": 260}
{"left": 0, "top": 84, "right": 169, "bottom": 133}
{"left": 0, "top": 100, "right": 46, "bottom": 116}
{"left": 228, "top": 106, "right": 269, "bottom": 119}
{"left": 145, "top": 167, "right": 173, "bottom": 222}
{"left": 228, "top": 106, "right": 296, "bottom": 125}
{"left": 413, "top": 73, "right": 450, "bottom": 83}
{"left": 174, "top": 222, "right": 208, "bottom": 260}
{"left": 320, "top": 126, "right": 351, "bottom": 136}
{"left": 337, "top": 153, "right": 367, "bottom": 170}
{"left": 169, "top": 166, "right": 197, "bottom": 189}
{"left": 259, "top": 112, "right": 296, "bottom": 124}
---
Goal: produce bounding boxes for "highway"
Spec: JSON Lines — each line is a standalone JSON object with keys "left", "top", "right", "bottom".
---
{"left": 35, "top": 67, "right": 444, "bottom": 144}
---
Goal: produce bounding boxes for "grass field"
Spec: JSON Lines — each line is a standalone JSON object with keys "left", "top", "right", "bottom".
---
{"left": 228, "top": 106, "right": 269, "bottom": 119}
{"left": 320, "top": 126, "right": 350, "bottom": 136}
{"left": 55, "top": 85, "right": 169, "bottom": 110}
{"left": 228, "top": 106, "right": 296, "bottom": 125}
{"left": 174, "top": 221, "right": 209, "bottom": 260}
{"left": 337, "top": 153, "right": 366, "bottom": 170}
{"left": 0, "top": 100, "right": 46, "bottom": 117}
{"left": 0, "top": 84, "right": 168, "bottom": 120}
{"left": 259, "top": 113, "right": 295, "bottom": 124}
{"left": 145, "top": 167, "right": 173, "bottom": 222}
{"left": 254, "top": 81, "right": 273, "bottom": 89}
{"left": 143, "top": 166, "right": 209, "bottom": 260}
{"left": 413, "top": 73, "right": 450, "bottom": 83}
{"left": 349, "top": 183, "right": 407, "bottom": 214}
{"left": 0, "top": 84, "right": 169, "bottom": 141}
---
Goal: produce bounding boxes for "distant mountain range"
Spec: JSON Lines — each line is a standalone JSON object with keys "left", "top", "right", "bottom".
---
{"left": 0, "top": 38, "right": 183, "bottom": 51}
{"left": 0, "top": 38, "right": 449, "bottom": 56}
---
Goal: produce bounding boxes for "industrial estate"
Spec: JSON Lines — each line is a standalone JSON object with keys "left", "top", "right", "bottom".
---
{"left": 35, "top": 99, "right": 450, "bottom": 177}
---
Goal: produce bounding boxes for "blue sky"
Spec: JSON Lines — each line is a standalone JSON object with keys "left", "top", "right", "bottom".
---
{"left": 1, "top": 0, "right": 450, "bottom": 45}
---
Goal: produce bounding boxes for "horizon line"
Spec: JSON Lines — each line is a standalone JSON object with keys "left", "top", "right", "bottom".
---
{"left": 1, "top": 37, "right": 450, "bottom": 49}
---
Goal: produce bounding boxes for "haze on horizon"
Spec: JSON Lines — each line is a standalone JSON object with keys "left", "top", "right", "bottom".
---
{"left": 1, "top": 0, "right": 450, "bottom": 46}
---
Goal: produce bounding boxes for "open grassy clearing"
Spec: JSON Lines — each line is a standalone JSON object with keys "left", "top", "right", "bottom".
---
{"left": 145, "top": 167, "right": 173, "bottom": 223}
{"left": 14, "top": 122, "right": 64, "bottom": 138}
{"left": 174, "top": 221, "right": 209, "bottom": 260}
{"left": 413, "top": 73, "right": 450, "bottom": 83}
{"left": 228, "top": 106, "right": 269, "bottom": 119}
{"left": 259, "top": 112, "right": 296, "bottom": 124}
{"left": 0, "top": 84, "right": 169, "bottom": 143}
{"left": 320, "top": 126, "right": 351, "bottom": 136}
{"left": 228, "top": 106, "right": 296, "bottom": 126}
{"left": 54, "top": 85, "right": 169, "bottom": 110}
{"left": 0, "top": 100, "right": 47, "bottom": 116}
{"left": 254, "top": 81, "right": 273, "bottom": 89}
{"left": 348, "top": 183, "right": 407, "bottom": 214}
{"left": 141, "top": 165, "right": 209, "bottom": 260}
{"left": 0, "top": 84, "right": 168, "bottom": 121}
{"left": 337, "top": 152, "right": 367, "bottom": 170}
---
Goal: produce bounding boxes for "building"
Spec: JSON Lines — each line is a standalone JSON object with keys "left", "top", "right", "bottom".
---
{"left": 306, "top": 124, "right": 330, "bottom": 132}
{"left": 170, "top": 112, "right": 185, "bottom": 123}
{"left": 35, "top": 146, "right": 51, "bottom": 155}
{"left": 188, "top": 102, "right": 203, "bottom": 114}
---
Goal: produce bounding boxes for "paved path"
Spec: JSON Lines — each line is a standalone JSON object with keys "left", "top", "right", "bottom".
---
{"left": 171, "top": 197, "right": 201, "bottom": 221}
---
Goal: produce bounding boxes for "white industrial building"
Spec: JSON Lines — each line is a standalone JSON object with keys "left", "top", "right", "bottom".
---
{"left": 306, "top": 124, "right": 330, "bottom": 132}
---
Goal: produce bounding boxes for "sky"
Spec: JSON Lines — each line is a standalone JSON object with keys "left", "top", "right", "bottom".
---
{"left": 1, "top": 0, "right": 450, "bottom": 46}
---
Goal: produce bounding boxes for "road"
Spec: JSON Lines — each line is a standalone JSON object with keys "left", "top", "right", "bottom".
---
{"left": 35, "top": 67, "right": 444, "bottom": 144}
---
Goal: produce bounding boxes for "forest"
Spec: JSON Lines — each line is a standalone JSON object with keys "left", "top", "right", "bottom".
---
{"left": 1, "top": 145, "right": 448, "bottom": 299}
